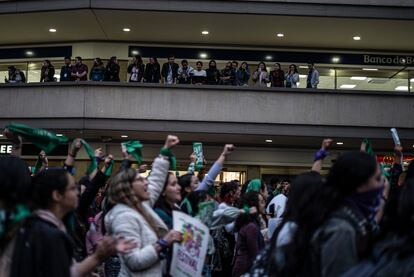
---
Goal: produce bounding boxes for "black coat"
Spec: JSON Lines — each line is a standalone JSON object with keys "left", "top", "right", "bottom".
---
{"left": 104, "top": 63, "right": 120, "bottom": 82}
{"left": 10, "top": 216, "right": 74, "bottom": 277}
{"left": 144, "top": 63, "right": 161, "bottom": 83}
{"left": 161, "top": 62, "right": 179, "bottom": 82}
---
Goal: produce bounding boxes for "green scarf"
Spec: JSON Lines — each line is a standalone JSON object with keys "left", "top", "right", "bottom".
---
{"left": 122, "top": 140, "right": 143, "bottom": 164}
{"left": 160, "top": 147, "right": 177, "bottom": 170}
{"left": 80, "top": 139, "right": 98, "bottom": 175}
{"left": 5, "top": 123, "right": 68, "bottom": 153}
{"left": 363, "top": 138, "right": 374, "bottom": 156}
{"left": 104, "top": 160, "right": 115, "bottom": 177}
{"left": 246, "top": 179, "right": 262, "bottom": 193}
{"left": 31, "top": 157, "right": 43, "bottom": 175}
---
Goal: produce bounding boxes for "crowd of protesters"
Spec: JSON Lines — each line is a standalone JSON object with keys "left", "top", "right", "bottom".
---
{"left": 1, "top": 123, "right": 414, "bottom": 277}
{"left": 4, "top": 54, "right": 320, "bottom": 88}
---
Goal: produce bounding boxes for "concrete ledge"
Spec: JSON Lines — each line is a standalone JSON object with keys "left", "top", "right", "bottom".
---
{"left": 1, "top": 82, "right": 413, "bottom": 139}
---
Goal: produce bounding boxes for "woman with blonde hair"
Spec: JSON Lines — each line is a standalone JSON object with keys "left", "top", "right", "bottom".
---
{"left": 105, "top": 135, "right": 182, "bottom": 277}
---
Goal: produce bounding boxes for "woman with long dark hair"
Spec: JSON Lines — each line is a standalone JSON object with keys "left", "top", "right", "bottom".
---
{"left": 251, "top": 152, "right": 383, "bottom": 277}
{"left": 285, "top": 64, "right": 299, "bottom": 88}
{"left": 90, "top": 57, "right": 106, "bottom": 81}
{"left": 40, "top": 59, "right": 55, "bottom": 82}
{"left": 127, "top": 55, "right": 145, "bottom": 82}
{"left": 232, "top": 191, "right": 266, "bottom": 277}
{"left": 252, "top": 62, "right": 269, "bottom": 87}
{"left": 144, "top": 57, "right": 161, "bottom": 83}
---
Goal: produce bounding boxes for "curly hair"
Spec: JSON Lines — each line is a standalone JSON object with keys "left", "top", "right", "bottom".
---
{"left": 107, "top": 168, "right": 160, "bottom": 236}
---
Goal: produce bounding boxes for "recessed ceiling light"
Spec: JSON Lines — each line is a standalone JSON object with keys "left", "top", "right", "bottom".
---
{"left": 340, "top": 84, "right": 356, "bottom": 89}
{"left": 336, "top": 142, "right": 344, "bottom": 145}
{"left": 395, "top": 86, "right": 409, "bottom": 91}
{"left": 265, "top": 139, "right": 273, "bottom": 143}
{"left": 201, "top": 30, "right": 209, "bottom": 35}
{"left": 49, "top": 28, "right": 57, "bottom": 33}
{"left": 0, "top": 134, "right": 3, "bottom": 137}
{"left": 123, "top": 28, "right": 131, "bottom": 32}
{"left": 299, "top": 75, "right": 307, "bottom": 78}
{"left": 26, "top": 51, "right": 34, "bottom": 56}
{"left": 332, "top": 56, "right": 340, "bottom": 63}
{"left": 131, "top": 50, "right": 139, "bottom": 55}
{"left": 276, "top": 33, "right": 284, "bottom": 37}
{"left": 299, "top": 65, "right": 308, "bottom": 69}
{"left": 199, "top": 53, "right": 208, "bottom": 59}
{"left": 362, "top": 68, "right": 378, "bottom": 71}
{"left": 56, "top": 133, "right": 63, "bottom": 137}
{"left": 265, "top": 55, "right": 273, "bottom": 60}
{"left": 350, "top": 76, "right": 367, "bottom": 80}
{"left": 121, "top": 135, "right": 128, "bottom": 138}
{"left": 353, "top": 36, "right": 361, "bottom": 41}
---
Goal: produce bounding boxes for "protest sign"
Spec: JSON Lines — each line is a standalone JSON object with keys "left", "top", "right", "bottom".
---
{"left": 170, "top": 211, "right": 209, "bottom": 277}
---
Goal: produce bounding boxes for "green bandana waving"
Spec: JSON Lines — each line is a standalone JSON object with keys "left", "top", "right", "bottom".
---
{"left": 5, "top": 123, "right": 68, "bottom": 153}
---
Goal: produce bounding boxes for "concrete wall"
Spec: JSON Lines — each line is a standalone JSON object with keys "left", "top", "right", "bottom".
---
{"left": 1, "top": 82, "right": 414, "bottom": 139}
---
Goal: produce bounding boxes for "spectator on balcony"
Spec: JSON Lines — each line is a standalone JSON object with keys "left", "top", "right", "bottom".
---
{"left": 236, "top": 62, "right": 251, "bottom": 86}
{"left": 220, "top": 61, "right": 235, "bottom": 86}
{"left": 71, "top": 56, "right": 88, "bottom": 81}
{"left": 40, "top": 60, "right": 55, "bottom": 82}
{"left": 104, "top": 56, "right": 120, "bottom": 82}
{"left": 89, "top": 58, "right": 105, "bottom": 82}
{"left": 144, "top": 57, "right": 161, "bottom": 83}
{"left": 206, "top": 59, "right": 221, "bottom": 85}
{"left": 307, "top": 62, "right": 320, "bottom": 89}
{"left": 161, "top": 55, "right": 179, "bottom": 84}
{"left": 5, "top": 66, "right": 26, "bottom": 83}
{"left": 270, "top": 63, "right": 285, "bottom": 88}
{"left": 252, "top": 62, "right": 270, "bottom": 87}
{"left": 60, "top": 56, "right": 73, "bottom": 82}
{"left": 191, "top": 61, "right": 207, "bottom": 85}
{"left": 285, "top": 64, "right": 300, "bottom": 88}
{"left": 127, "top": 55, "right": 145, "bottom": 83}
{"left": 177, "top": 59, "right": 193, "bottom": 84}
{"left": 232, "top": 61, "right": 239, "bottom": 86}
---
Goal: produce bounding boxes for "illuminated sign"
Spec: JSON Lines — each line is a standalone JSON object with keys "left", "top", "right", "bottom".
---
{"left": 0, "top": 145, "right": 12, "bottom": 154}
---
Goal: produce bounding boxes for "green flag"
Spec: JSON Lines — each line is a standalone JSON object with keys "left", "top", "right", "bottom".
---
{"left": 5, "top": 123, "right": 68, "bottom": 154}
{"left": 80, "top": 139, "right": 98, "bottom": 175}
{"left": 122, "top": 140, "right": 143, "bottom": 164}
{"left": 362, "top": 138, "right": 374, "bottom": 156}
{"left": 160, "top": 147, "right": 177, "bottom": 170}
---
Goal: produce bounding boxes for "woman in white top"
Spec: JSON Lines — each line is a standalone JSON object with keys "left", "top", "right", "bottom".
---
{"left": 252, "top": 62, "right": 270, "bottom": 87}
{"left": 105, "top": 135, "right": 183, "bottom": 277}
{"left": 285, "top": 64, "right": 300, "bottom": 88}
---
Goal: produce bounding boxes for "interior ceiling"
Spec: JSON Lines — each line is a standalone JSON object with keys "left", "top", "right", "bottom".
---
{"left": 0, "top": 129, "right": 406, "bottom": 152}
{"left": 0, "top": 9, "right": 414, "bottom": 52}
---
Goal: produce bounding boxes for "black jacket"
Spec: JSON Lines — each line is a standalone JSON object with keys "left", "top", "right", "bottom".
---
{"left": 60, "top": 64, "right": 73, "bottom": 81}
{"left": 144, "top": 63, "right": 161, "bottom": 83}
{"left": 11, "top": 216, "right": 74, "bottom": 277}
{"left": 104, "top": 63, "right": 120, "bottom": 82}
{"left": 40, "top": 66, "right": 55, "bottom": 82}
{"left": 161, "top": 62, "right": 179, "bottom": 82}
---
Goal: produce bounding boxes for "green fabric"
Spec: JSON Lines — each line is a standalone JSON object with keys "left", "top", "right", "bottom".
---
{"left": 196, "top": 201, "right": 215, "bottom": 227}
{"left": 381, "top": 163, "right": 391, "bottom": 179}
{"left": 363, "top": 138, "right": 374, "bottom": 156}
{"left": 12, "top": 204, "right": 30, "bottom": 223}
{"left": 160, "top": 147, "right": 177, "bottom": 170}
{"left": 122, "top": 140, "right": 143, "bottom": 164}
{"left": 243, "top": 204, "right": 250, "bottom": 214}
{"left": 181, "top": 197, "right": 193, "bottom": 216}
{"left": 80, "top": 139, "right": 98, "bottom": 175}
{"left": 6, "top": 123, "right": 68, "bottom": 154}
{"left": 273, "top": 187, "right": 283, "bottom": 196}
{"left": 104, "top": 160, "right": 115, "bottom": 177}
{"left": 31, "top": 157, "right": 42, "bottom": 175}
{"left": 246, "top": 179, "right": 262, "bottom": 193}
